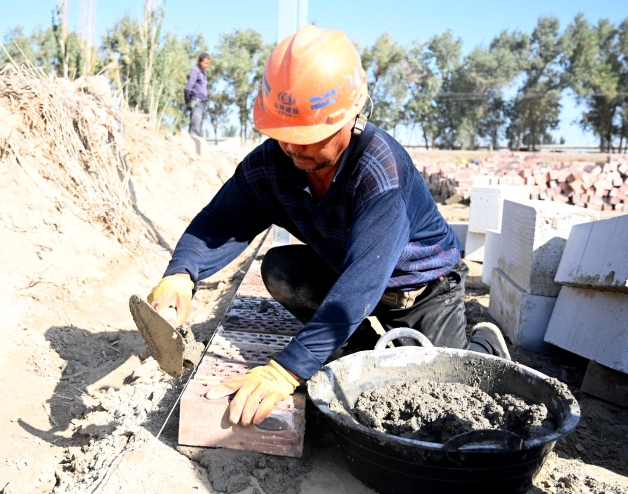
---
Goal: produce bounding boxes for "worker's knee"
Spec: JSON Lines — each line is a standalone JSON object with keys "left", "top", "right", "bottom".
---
{"left": 260, "top": 247, "right": 292, "bottom": 301}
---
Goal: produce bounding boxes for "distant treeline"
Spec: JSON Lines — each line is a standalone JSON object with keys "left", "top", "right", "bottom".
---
{"left": 1, "top": 4, "right": 627, "bottom": 152}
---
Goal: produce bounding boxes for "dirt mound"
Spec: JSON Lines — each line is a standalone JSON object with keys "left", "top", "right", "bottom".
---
{"left": 0, "top": 66, "right": 239, "bottom": 492}
{"left": 0, "top": 67, "right": 237, "bottom": 322}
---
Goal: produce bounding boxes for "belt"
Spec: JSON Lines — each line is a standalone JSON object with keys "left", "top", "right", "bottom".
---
{"left": 379, "top": 276, "right": 445, "bottom": 309}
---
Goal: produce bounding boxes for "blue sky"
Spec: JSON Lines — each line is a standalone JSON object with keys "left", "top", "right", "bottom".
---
{"left": 2, "top": 0, "right": 627, "bottom": 145}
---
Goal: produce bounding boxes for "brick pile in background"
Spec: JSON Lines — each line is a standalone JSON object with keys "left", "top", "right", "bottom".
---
{"left": 416, "top": 153, "right": 628, "bottom": 212}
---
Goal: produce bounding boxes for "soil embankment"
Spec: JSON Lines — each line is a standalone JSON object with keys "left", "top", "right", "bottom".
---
{"left": 0, "top": 71, "right": 241, "bottom": 492}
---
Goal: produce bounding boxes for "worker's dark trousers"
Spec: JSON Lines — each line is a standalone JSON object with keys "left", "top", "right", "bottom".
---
{"left": 189, "top": 100, "right": 206, "bottom": 137}
{"left": 260, "top": 244, "right": 490, "bottom": 354}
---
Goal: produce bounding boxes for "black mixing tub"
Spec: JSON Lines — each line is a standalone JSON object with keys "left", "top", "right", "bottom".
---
{"left": 308, "top": 329, "right": 580, "bottom": 494}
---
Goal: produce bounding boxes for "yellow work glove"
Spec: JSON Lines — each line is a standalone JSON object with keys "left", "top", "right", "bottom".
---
{"left": 205, "top": 360, "right": 299, "bottom": 426}
{"left": 147, "top": 275, "right": 194, "bottom": 326}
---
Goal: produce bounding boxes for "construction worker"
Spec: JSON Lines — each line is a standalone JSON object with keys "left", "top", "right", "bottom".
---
{"left": 184, "top": 53, "right": 211, "bottom": 137}
{"left": 148, "top": 25, "right": 510, "bottom": 427}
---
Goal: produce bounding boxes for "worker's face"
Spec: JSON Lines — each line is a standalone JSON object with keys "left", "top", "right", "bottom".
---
{"left": 278, "top": 120, "right": 353, "bottom": 173}
{"left": 199, "top": 58, "right": 211, "bottom": 71}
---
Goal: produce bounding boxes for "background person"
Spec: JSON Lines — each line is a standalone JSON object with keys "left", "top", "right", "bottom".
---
{"left": 184, "top": 53, "right": 210, "bottom": 137}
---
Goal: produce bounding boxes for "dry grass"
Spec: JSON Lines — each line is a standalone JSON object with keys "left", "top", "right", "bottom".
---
{"left": 0, "top": 60, "right": 157, "bottom": 253}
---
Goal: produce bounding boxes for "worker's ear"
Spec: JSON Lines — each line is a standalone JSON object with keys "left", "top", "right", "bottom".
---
{"left": 351, "top": 95, "right": 374, "bottom": 136}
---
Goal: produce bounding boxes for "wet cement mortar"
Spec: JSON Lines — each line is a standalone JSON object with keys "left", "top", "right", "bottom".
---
{"left": 351, "top": 379, "right": 555, "bottom": 443}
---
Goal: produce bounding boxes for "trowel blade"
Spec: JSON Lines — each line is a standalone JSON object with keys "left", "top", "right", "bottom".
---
{"left": 129, "top": 294, "right": 185, "bottom": 378}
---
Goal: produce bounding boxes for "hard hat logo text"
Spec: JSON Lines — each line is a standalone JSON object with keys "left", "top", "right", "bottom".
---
{"left": 275, "top": 92, "right": 299, "bottom": 118}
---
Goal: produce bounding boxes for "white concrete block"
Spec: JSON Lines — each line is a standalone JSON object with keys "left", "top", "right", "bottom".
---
{"left": 482, "top": 228, "right": 501, "bottom": 286}
{"left": 488, "top": 268, "right": 556, "bottom": 352}
{"left": 464, "top": 231, "right": 485, "bottom": 262}
{"left": 448, "top": 222, "right": 468, "bottom": 252}
{"left": 555, "top": 216, "right": 628, "bottom": 293}
{"left": 498, "top": 200, "right": 599, "bottom": 297}
{"left": 468, "top": 186, "right": 531, "bottom": 234}
{"left": 544, "top": 287, "right": 628, "bottom": 373}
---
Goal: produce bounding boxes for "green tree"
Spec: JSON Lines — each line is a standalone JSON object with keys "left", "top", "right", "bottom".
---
{"left": 617, "top": 18, "right": 628, "bottom": 152}
{"left": 362, "top": 33, "right": 407, "bottom": 133}
{"left": 562, "top": 14, "right": 625, "bottom": 152}
{"left": 205, "top": 61, "right": 233, "bottom": 143}
{"left": 0, "top": 24, "right": 80, "bottom": 75}
{"left": 101, "top": 3, "right": 207, "bottom": 129}
{"left": 456, "top": 29, "right": 529, "bottom": 149}
{"left": 212, "top": 29, "right": 273, "bottom": 140}
{"left": 101, "top": 2, "right": 167, "bottom": 124}
{"left": 405, "top": 32, "right": 463, "bottom": 148}
{"left": 507, "top": 17, "right": 564, "bottom": 150}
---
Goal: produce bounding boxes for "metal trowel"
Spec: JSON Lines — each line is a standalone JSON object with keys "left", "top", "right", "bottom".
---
{"left": 129, "top": 295, "right": 204, "bottom": 378}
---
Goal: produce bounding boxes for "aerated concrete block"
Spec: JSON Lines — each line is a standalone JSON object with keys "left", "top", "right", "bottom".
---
{"left": 555, "top": 215, "right": 628, "bottom": 293}
{"left": 488, "top": 268, "right": 556, "bottom": 352}
{"left": 580, "top": 360, "right": 628, "bottom": 407}
{"left": 544, "top": 286, "right": 628, "bottom": 373}
{"left": 464, "top": 231, "right": 485, "bottom": 262}
{"left": 498, "top": 200, "right": 599, "bottom": 297}
{"left": 482, "top": 228, "right": 501, "bottom": 286}
{"left": 468, "top": 186, "right": 531, "bottom": 234}
{"left": 448, "top": 222, "right": 468, "bottom": 252}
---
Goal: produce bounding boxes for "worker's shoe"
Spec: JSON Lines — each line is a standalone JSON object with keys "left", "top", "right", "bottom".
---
{"left": 470, "top": 322, "right": 511, "bottom": 360}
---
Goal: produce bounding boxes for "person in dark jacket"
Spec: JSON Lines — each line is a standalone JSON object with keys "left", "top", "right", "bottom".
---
{"left": 184, "top": 53, "right": 210, "bottom": 137}
{"left": 148, "top": 26, "right": 510, "bottom": 427}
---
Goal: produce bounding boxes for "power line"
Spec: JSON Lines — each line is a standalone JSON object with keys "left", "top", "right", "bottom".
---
{"left": 424, "top": 92, "right": 628, "bottom": 101}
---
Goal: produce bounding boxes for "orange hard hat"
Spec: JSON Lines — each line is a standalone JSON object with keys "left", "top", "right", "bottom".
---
{"left": 254, "top": 24, "right": 368, "bottom": 145}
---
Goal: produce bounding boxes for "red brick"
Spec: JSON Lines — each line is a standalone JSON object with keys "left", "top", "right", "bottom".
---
{"left": 594, "top": 187, "right": 607, "bottom": 197}
{"left": 569, "top": 180, "right": 583, "bottom": 193}
{"left": 179, "top": 378, "right": 306, "bottom": 457}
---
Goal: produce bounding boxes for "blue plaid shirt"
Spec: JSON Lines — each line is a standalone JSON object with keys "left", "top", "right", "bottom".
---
{"left": 165, "top": 123, "right": 461, "bottom": 379}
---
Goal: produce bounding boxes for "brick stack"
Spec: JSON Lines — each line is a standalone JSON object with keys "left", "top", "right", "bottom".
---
{"left": 416, "top": 154, "right": 628, "bottom": 212}
{"left": 179, "top": 231, "right": 306, "bottom": 458}
{"left": 488, "top": 200, "right": 599, "bottom": 352}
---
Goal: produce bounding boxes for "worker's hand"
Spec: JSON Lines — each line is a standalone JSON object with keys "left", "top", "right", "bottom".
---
{"left": 147, "top": 274, "right": 194, "bottom": 326}
{"left": 205, "top": 360, "right": 299, "bottom": 426}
